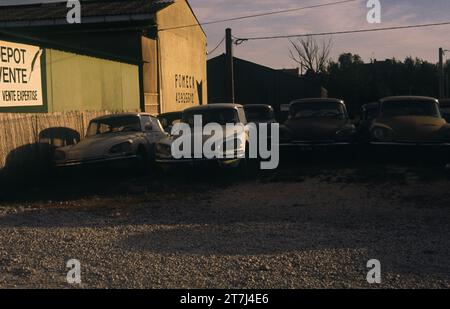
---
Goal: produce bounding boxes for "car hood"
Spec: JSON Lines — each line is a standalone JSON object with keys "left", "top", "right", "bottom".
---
{"left": 157, "top": 125, "right": 245, "bottom": 156}
{"left": 374, "top": 116, "right": 447, "bottom": 140}
{"left": 284, "top": 118, "right": 349, "bottom": 140}
{"left": 59, "top": 132, "right": 142, "bottom": 160}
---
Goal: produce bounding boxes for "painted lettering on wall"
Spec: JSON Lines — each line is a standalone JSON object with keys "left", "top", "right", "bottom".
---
{"left": 175, "top": 74, "right": 196, "bottom": 104}
{"left": 0, "top": 40, "right": 44, "bottom": 108}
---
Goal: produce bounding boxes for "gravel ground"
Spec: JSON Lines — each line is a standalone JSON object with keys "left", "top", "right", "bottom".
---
{"left": 0, "top": 158, "right": 449, "bottom": 288}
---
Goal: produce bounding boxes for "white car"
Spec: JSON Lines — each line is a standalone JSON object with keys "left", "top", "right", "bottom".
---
{"left": 154, "top": 104, "right": 249, "bottom": 168}
{"left": 54, "top": 113, "right": 168, "bottom": 170}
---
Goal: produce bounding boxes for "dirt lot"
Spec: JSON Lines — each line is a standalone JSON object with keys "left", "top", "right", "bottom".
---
{"left": 0, "top": 151, "right": 449, "bottom": 289}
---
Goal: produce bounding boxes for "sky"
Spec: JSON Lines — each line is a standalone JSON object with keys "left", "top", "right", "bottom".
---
{"left": 1, "top": 0, "right": 450, "bottom": 69}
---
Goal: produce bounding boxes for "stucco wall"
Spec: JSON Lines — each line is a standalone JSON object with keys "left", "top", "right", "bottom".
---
{"left": 45, "top": 49, "right": 140, "bottom": 113}
{"left": 156, "top": 0, "right": 208, "bottom": 114}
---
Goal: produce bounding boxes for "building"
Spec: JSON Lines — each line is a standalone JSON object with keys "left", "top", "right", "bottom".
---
{"left": 207, "top": 54, "right": 326, "bottom": 119}
{"left": 0, "top": 0, "right": 207, "bottom": 114}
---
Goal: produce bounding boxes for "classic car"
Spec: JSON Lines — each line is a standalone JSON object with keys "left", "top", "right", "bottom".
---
{"left": 243, "top": 104, "right": 276, "bottom": 124}
{"left": 154, "top": 104, "right": 249, "bottom": 168}
{"left": 368, "top": 96, "right": 450, "bottom": 145}
{"left": 439, "top": 99, "right": 450, "bottom": 123}
{"left": 280, "top": 98, "right": 356, "bottom": 146}
{"left": 158, "top": 111, "right": 183, "bottom": 134}
{"left": 53, "top": 113, "right": 168, "bottom": 170}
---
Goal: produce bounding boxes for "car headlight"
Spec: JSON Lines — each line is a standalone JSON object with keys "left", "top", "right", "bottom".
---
{"left": 371, "top": 127, "right": 393, "bottom": 141}
{"left": 109, "top": 142, "right": 133, "bottom": 155}
{"left": 53, "top": 150, "right": 66, "bottom": 161}
{"left": 155, "top": 143, "right": 172, "bottom": 157}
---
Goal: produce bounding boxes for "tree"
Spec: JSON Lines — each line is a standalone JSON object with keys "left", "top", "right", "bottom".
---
{"left": 323, "top": 53, "right": 440, "bottom": 113}
{"left": 289, "top": 36, "right": 333, "bottom": 74}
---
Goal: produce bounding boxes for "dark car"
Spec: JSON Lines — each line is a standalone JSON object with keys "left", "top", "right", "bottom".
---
{"left": 369, "top": 96, "right": 450, "bottom": 145}
{"left": 280, "top": 98, "right": 356, "bottom": 146}
{"left": 243, "top": 104, "right": 276, "bottom": 124}
{"left": 158, "top": 111, "right": 182, "bottom": 133}
{"left": 439, "top": 99, "right": 450, "bottom": 123}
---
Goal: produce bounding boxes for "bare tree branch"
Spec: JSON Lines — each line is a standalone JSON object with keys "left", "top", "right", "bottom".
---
{"left": 289, "top": 36, "right": 333, "bottom": 74}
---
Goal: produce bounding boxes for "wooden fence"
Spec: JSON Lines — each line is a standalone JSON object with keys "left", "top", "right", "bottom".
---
{"left": 0, "top": 110, "right": 126, "bottom": 177}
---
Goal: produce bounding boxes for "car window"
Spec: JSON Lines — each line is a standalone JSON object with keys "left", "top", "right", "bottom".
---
{"left": 183, "top": 109, "right": 240, "bottom": 126}
{"left": 363, "top": 107, "right": 379, "bottom": 121}
{"left": 244, "top": 106, "right": 274, "bottom": 122}
{"left": 86, "top": 116, "right": 141, "bottom": 137}
{"left": 382, "top": 101, "right": 441, "bottom": 118}
{"left": 151, "top": 116, "right": 165, "bottom": 132}
{"left": 141, "top": 116, "right": 153, "bottom": 131}
{"left": 290, "top": 102, "right": 347, "bottom": 119}
{"left": 158, "top": 113, "right": 182, "bottom": 130}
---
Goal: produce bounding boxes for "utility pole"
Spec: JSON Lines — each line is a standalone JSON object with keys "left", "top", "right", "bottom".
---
{"left": 445, "top": 68, "right": 450, "bottom": 98}
{"left": 225, "top": 28, "right": 235, "bottom": 103}
{"left": 439, "top": 48, "right": 445, "bottom": 99}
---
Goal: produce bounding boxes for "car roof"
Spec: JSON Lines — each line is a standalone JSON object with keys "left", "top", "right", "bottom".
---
{"left": 290, "top": 98, "right": 345, "bottom": 105}
{"left": 91, "top": 112, "right": 153, "bottom": 121}
{"left": 243, "top": 104, "right": 274, "bottom": 109}
{"left": 380, "top": 96, "right": 439, "bottom": 103}
{"left": 184, "top": 103, "right": 243, "bottom": 113}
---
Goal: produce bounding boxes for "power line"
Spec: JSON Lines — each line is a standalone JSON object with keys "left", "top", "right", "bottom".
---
{"left": 207, "top": 36, "right": 225, "bottom": 56}
{"left": 158, "top": 0, "right": 359, "bottom": 32}
{"left": 233, "top": 21, "right": 450, "bottom": 42}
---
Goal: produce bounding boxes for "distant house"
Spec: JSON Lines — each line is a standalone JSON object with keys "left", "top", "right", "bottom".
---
{"left": 207, "top": 54, "right": 326, "bottom": 119}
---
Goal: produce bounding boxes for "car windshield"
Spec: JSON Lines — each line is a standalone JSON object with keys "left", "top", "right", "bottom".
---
{"left": 86, "top": 116, "right": 141, "bottom": 137}
{"left": 382, "top": 101, "right": 441, "bottom": 118}
{"left": 290, "top": 102, "right": 346, "bottom": 119}
{"left": 182, "top": 108, "right": 240, "bottom": 126}
{"left": 244, "top": 106, "right": 274, "bottom": 121}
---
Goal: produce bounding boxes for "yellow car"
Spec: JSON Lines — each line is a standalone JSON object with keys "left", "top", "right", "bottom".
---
{"left": 369, "top": 96, "right": 450, "bottom": 146}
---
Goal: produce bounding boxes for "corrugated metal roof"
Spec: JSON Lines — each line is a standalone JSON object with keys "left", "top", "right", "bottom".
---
{"left": 0, "top": 0, "right": 174, "bottom": 22}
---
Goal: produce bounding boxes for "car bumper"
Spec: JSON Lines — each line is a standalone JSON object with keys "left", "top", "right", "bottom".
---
{"left": 55, "top": 155, "right": 138, "bottom": 168}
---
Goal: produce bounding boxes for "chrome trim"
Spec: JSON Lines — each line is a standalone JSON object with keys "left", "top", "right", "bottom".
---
{"left": 55, "top": 155, "right": 138, "bottom": 167}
